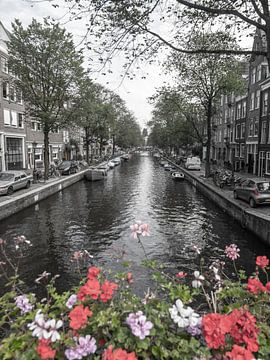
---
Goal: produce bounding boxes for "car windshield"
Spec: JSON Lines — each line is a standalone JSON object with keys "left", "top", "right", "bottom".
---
{"left": 0, "top": 173, "right": 14, "bottom": 181}
{"left": 257, "top": 182, "right": 270, "bottom": 191}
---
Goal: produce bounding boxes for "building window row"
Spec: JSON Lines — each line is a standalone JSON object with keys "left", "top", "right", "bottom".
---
{"left": 4, "top": 108, "right": 24, "bottom": 128}
{"left": 2, "top": 82, "right": 23, "bottom": 104}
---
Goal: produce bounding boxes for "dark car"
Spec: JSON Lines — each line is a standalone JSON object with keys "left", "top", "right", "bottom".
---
{"left": 233, "top": 178, "right": 270, "bottom": 208}
{"left": 58, "top": 160, "right": 78, "bottom": 175}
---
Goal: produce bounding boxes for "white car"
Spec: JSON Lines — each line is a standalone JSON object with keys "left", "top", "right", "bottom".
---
{"left": 0, "top": 171, "right": 33, "bottom": 195}
{"left": 185, "top": 157, "right": 201, "bottom": 171}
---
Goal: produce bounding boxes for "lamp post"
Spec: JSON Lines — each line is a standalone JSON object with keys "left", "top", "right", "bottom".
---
{"left": 32, "top": 141, "right": 37, "bottom": 183}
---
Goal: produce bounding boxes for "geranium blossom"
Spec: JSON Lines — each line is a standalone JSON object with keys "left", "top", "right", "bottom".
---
{"left": 169, "top": 299, "right": 201, "bottom": 329}
{"left": 192, "top": 271, "right": 205, "bottom": 288}
{"left": 102, "top": 345, "right": 138, "bottom": 360}
{"left": 87, "top": 266, "right": 100, "bottom": 279}
{"left": 225, "top": 244, "right": 240, "bottom": 260}
{"left": 66, "top": 294, "right": 77, "bottom": 309}
{"left": 100, "top": 280, "right": 118, "bottom": 302}
{"left": 247, "top": 278, "right": 266, "bottom": 294}
{"left": 202, "top": 313, "right": 232, "bottom": 349}
{"left": 176, "top": 271, "right": 187, "bottom": 279}
{"left": 226, "top": 344, "right": 255, "bottom": 360}
{"left": 127, "top": 272, "right": 133, "bottom": 284}
{"left": 36, "top": 339, "right": 56, "bottom": 360}
{"left": 126, "top": 311, "right": 153, "bottom": 340}
{"left": 130, "top": 221, "right": 150, "bottom": 239}
{"left": 15, "top": 294, "right": 33, "bottom": 314}
{"left": 69, "top": 305, "right": 93, "bottom": 330}
{"left": 77, "top": 278, "right": 101, "bottom": 301}
{"left": 65, "top": 335, "right": 97, "bottom": 360}
{"left": 28, "top": 311, "right": 62, "bottom": 342}
{"left": 256, "top": 255, "right": 269, "bottom": 269}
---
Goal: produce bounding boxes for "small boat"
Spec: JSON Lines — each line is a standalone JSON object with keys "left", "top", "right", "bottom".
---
{"left": 120, "top": 154, "right": 130, "bottom": 161}
{"left": 159, "top": 160, "right": 167, "bottom": 166}
{"left": 84, "top": 168, "right": 107, "bottom": 181}
{"left": 111, "top": 157, "right": 121, "bottom": 166}
{"left": 171, "top": 171, "right": 185, "bottom": 181}
{"left": 164, "top": 164, "right": 173, "bottom": 171}
{"left": 108, "top": 160, "right": 116, "bottom": 169}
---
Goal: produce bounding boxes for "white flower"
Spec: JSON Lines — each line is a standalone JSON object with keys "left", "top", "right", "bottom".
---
{"left": 28, "top": 310, "right": 62, "bottom": 342}
{"left": 169, "top": 299, "right": 201, "bottom": 329}
{"left": 192, "top": 271, "right": 205, "bottom": 288}
{"left": 47, "top": 319, "right": 63, "bottom": 342}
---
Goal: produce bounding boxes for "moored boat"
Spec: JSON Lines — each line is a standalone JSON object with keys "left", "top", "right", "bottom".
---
{"left": 84, "top": 168, "right": 107, "bottom": 181}
{"left": 171, "top": 171, "right": 185, "bottom": 181}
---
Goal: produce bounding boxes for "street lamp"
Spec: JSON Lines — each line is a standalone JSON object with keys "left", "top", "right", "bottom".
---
{"left": 32, "top": 141, "right": 37, "bottom": 183}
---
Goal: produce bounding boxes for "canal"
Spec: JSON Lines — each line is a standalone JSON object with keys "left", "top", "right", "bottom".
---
{"left": 1, "top": 153, "right": 270, "bottom": 295}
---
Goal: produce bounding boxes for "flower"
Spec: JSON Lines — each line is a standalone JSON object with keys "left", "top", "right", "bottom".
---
{"left": 192, "top": 271, "right": 205, "bottom": 288}
{"left": 102, "top": 345, "right": 138, "bottom": 360}
{"left": 87, "top": 266, "right": 100, "bottom": 279}
{"left": 186, "top": 324, "right": 202, "bottom": 336}
{"left": 15, "top": 294, "right": 33, "bottom": 314}
{"left": 69, "top": 305, "right": 93, "bottom": 330}
{"left": 46, "top": 318, "right": 63, "bottom": 342}
{"left": 28, "top": 310, "right": 51, "bottom": 340}
{"left": 226, "top": 345, "right": 255, "bottom": 360}
{"left": 35, "top": 271, "right": 51, "bottom": 284}
{"left": 100, "top": 280, "right": 118, "bottom": 302}
{"left": 77, "top": 278, "right": 101, "bottom": 301}
{"left": 14, "top": 235, "right": 31, "bottom": 249}
{"left": 127, "top": 272, "right": 133, "bottom": 284}
{"left": 202, "top": 313, "right": 233, "bottom": 349}
{"left": 225, "top": 244, "right": 240, "bottom": 260}
{"left": 126, "top": 311, "right": 153, "bottom": 340}
{"left": 169, "top": 299, "right": 201, "bottom": 328}
{"left": 256, "top": 255, "right": 269, "bottom": 269}
{"left": 176, "top": 271, "right": 187, "bottom": 279}
{"left": 130, "top": 221, "right": 150, "bottom": 239}
{"left": 192, "top": 245, "right": 201, "bottom": 254}
{"left": 36, "top": 339, "right": 56, "bottom": 360}
{"left": 66, "top": 294, "right": 77, "bottom": 309}
{"left": 247, "top": 278, "right": 266, "bottom": 294}
{"left": 65, "top": 335, "right": 97, "bottom": 360}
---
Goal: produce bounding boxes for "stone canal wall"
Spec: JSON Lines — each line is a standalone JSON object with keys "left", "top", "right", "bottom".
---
{"left": 172, "top": 163, "right": 270, "bottom": 246}
{"left": 0, "top": 171, "right": 86, "bottom": 222}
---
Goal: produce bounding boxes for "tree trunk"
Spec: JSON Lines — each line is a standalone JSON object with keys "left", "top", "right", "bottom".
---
{"left": 205, "top": 99, "right": 212, "bottom": 178}
{"left": 85, "top": 127, "right": 90, "bottom": 164}
{"left": 44, "top": 131, "right": 50, "bottom": 180}
{"left": 112, "top": 134, "right": 115, "bottom": 155}
{"left": 99, "top": 138, "right": 103, "bottom": 157}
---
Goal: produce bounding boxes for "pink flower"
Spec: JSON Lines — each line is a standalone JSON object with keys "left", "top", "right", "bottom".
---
{"left": 225, "top": 244, "right": 240, "bottom": 260}
{"left": 256, "top": 256, "right": 269, "bottom": 269}
{"left": 176, "top": 272, "right": 187, "bottom": 279}
{"left": 130, "top": 221, "right": 150, "bottom": 239}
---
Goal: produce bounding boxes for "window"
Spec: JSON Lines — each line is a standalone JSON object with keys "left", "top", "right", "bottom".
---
{"left": 262, "top": 92, "right": 268, "bottom": 116}
{"left": 261, "top": 121, "right": 267, "bottom": 143}
{"left": 4, "top": 109, "right": 10, "bottom": 125}
{"left": 236, "top": 124, "right": 241, "bottom": 139}
{"left": 266, "top": 152, "right": 270, "bottom": 174}
{"left": 9, "top": 86, "right": 15, "bottom": 102}
{"left": 31, "top": 121, "right": 36, "bottom": 131}
{"left": 252, "top": 68, "right": 256, "bottom": 84}
{"left": 17, "top": 90, "right": 22, "bottom": 104}
{"left": 18, "top": 113, "right": 24, "bottom": 128}
{"left": 255, "top": 90, "right": 260, "bottom": 109}
{"left": 250, "top": 92, "right": 255, "bottom": 110}
{"left": 235, "top": 145, "right": 240, "bottom": 157}
{"left": 249, "top": 119, "right": 254, "bottom": 137}
{"left": 37, "top": 122, "right": 42, "bottom": 131}
{"left": 237, "top": 103, "right": 241, "bottom": 119}
{"left": 261, "top": 65, "right": 268, "bottom": 80}
{"left": 257, "top": 65, "right": 261, "bottom": 82}
{"left": 2, "top": 82, "right": 8, "bottom": 99}
{"left": 242, "top": 101, "right": 246, "bottom": 118}
{"left": 240, "top": 144, "right": 245, "bottom": 158}
{"left": 254, "top": 119, "right": 258, "bottom": 136}
{"left": 241, "top": 123, "right": 245, "bottom": 138}
{"left": 11, "top": 111, "right": 17, "bottom": 127}
{"left": 1, "top": 57, "right": 8, "bottom": 73}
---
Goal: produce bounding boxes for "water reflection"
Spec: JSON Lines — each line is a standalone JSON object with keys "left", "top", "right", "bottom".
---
{"left": 1, "top": 154, "right": 270, "bottom": 295}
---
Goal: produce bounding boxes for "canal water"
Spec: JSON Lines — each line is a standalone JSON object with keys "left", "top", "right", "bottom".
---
{"left": 1, "top": 153, "right": 270, "bottom": 295}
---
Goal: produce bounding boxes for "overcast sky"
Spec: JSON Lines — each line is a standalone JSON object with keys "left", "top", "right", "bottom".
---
{"left": 1, "top": 0, "right": 170, "bottom": 129}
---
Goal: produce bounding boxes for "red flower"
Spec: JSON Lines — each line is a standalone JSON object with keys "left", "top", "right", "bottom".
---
{"left": 265, "top": 281, "right": 270, "bottom": 292}
{"left": 256, "top": 256, "right": 269, "bottom": 269}
{"left": 127, "top": 272, "right": 133, "bottom": 284}
{"left": 77, "top": 278, "right": 101, "bottom": 301}
{"left": 36, "top": 339, "right": 56, "bottom": 360}
{"left": 176, "top": 271, "right": 187, "bottom": 279}
{"left": 247, "top": 277, "right": 266, "bottom": 294}
{"left": 100, "top": 280, "right": 118, "bottom": 303}
{"left": 99, "top": 338, "right": 106, "bottom": 347}
{"left": 226, "top": 345, "right": 255, "bottom": 360}
{"left": 228, "top": 308, "right": 259, "bottom": 353}
{"left": 102, "top": 345, "right": 138, "bottom": 360}
{"left": 69, "top": 304, "right": 93, "bottom": 330}
{"left": 202, "top": 313, "right": 232, "bottom": 349}
{"left": 88, "top": 266, "right": 100, "bottom": 279}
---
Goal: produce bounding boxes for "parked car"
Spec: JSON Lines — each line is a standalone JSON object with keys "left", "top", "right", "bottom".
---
{"left": 185, "top": 157, "right": 201, "bottom": 170}
{"left": 233, "top": 178, "right": 270, "bottom": 208}
{"left": 57, "top": 160, "right": 78, "bottom": 175}
{"left": 0, "top": 171, "right": 32, "bottom": 195}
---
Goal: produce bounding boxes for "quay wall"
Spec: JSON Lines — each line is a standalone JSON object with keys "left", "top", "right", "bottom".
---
{"left": 168, "top": 160, "right": 270, "bottom": 246}
{"left": 0, "top": 171, "right": 86, "bottom": 222}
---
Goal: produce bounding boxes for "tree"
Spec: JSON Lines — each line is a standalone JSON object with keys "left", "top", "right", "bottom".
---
{"left": 165, "top": 32, "right": 245, "bottom": 177}
{"left": 7, "top": 18, "right": 84, "bottom": 178}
